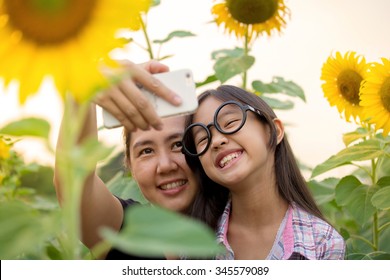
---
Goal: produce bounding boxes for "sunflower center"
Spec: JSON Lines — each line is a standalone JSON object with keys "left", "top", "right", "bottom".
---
{"left": 337, "top": 69, "right": 362, "bottom": 105}
{"left": 4, "top": 0, "right": 97, "bottom": 45}
{"left": 226, "top": 0, "right": 278, "bottom": 24}
{"left": 379, "top": 77, "right": 390, "bottom": 112}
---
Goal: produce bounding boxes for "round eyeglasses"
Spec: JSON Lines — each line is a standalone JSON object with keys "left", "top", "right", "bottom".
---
{"left": 182, "top": 100, "right": 264, "bottom": 157}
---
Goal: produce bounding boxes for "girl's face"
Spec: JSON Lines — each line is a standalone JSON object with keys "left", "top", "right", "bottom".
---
{"left": 128, "top": 116, "right": 198, "bottom": 213}
{"left": 192, "top": 97, "right": 276, "bottom": 190}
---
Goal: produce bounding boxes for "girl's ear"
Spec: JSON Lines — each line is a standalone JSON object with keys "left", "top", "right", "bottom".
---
{"left": 273, "top": 118, "right": 285, "bottom": 145}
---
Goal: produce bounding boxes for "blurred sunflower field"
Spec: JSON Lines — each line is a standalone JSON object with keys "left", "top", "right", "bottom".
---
{"left": 1, "top": 0, "right": 389, "bottom": 260}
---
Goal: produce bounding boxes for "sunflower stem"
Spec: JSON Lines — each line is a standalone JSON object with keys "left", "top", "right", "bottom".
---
{"left": 366, "top": 123, "right": 380, "bottom": 252}
{"left": 242, "top": 26, "right": 249, "bottom": 90}
{"left": 349, "top": 234, "right": 375, "bottom": 250}
{"left": 58, "top": 97, "right": 90, "bottom": 259}
{"left": 139, "top": 15, "right": 154, "bottom": 60}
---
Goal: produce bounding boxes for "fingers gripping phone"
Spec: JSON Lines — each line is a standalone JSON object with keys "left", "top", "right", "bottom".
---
{"left": 102, "top": 69, "right": 198, "bottom": 129}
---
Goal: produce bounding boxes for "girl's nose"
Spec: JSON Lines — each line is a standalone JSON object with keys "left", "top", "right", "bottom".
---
{"left": 210, "top": 130, "right": 228, "bottom": 150}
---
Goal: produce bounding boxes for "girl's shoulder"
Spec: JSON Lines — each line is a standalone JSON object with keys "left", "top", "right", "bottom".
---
{"left": 290, "top": 202, "right": 345, "bottom": 259}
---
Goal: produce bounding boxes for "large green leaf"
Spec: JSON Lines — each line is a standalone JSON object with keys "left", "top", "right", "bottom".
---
{"left": 252, "top": 77, "right": 306, "bottom": 102}
{"left": 371, "top": 177, "right": 390, "bottom": 210}
{"left": 212, "top": 48, "right": 255, "bottom": 83}
{"left": 308, "top": 177, "right": 339, "bottom": 205}
{"left": 0, "top": 201, "right": 60, "bottom": 259}
{"left": 107, "top": 171, "right": 148, "bottom": 204}
{"left": 153, "top": 30, "right": 196, "bottom": 44}
{"left": 335, "top": 176, "right": 362, "bottom": 206}
{"left": 57, "top": 138, "right": 114, "bottom": 183}
{"left": 0, "top": 117, "right": 50, "bottom": 140}
{"left": 311, "top": 139, "right": 384, "bottom": 178}
{"left": 371, "top": 186, "right": 390, "bottom": 210}
{"left": 211, "top": 48, "right": 245, "bottom": 60}
{"left": 259, "top": 95, "right": 294, "bottom": 110}
{"left": 102, "top": 205, "right": 223, "bottom": 258}
{"left": 335, "top": 176, "right": 376, "bottom": 225}
{"left": 195, "top": 74, "right": 218, "bottom": 88}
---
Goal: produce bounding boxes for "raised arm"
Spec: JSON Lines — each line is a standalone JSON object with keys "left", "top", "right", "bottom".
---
{"left": 53, "top": 60, "right": 174, "bottom": 258}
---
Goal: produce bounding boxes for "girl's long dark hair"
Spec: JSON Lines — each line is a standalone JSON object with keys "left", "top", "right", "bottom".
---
{"left": 184, "top": 85, "right": 324, "bottom": 227}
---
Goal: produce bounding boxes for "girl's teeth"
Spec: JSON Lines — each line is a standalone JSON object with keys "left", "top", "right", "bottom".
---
{"left": 219, "top": 152, "right": 240, "bottom": 168}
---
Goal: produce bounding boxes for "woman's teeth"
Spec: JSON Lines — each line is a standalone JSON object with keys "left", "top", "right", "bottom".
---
{"left": 160, "top": 180, "right": 186, "bottom": 190}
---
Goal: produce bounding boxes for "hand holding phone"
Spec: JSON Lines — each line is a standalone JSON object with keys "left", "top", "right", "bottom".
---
{"left": 102, "top": 69, "right": 198, "bottom": 129}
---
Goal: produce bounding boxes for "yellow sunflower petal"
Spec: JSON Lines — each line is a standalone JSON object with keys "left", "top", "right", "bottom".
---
{"left": 321, "top": 51, "right": 368, "bottom": 122}
{"left": 0, "top": 0, "right": 151, "bottom": 104}
{"left": 360, "top": 57, "right": 390, "bottom": 135}
{"left": 211, "top": 0, "right": 289, "bottom": 41}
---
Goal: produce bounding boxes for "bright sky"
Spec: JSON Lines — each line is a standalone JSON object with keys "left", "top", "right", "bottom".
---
{"left": 0, "top": 0, "right": 389, "bottom": 178}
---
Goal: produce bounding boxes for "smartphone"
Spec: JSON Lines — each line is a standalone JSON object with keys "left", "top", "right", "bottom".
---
{"left": 102, "top": 69, "right": 198, "bottom": 129}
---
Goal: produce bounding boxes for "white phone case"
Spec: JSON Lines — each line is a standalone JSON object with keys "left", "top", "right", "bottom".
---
{"left": 102, "top": 69, "right": 198, "bottom": 129}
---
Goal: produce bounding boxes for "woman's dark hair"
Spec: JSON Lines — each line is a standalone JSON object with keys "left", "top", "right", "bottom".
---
{"left": 184, "top": 85, "right": 324, "bottom": 223}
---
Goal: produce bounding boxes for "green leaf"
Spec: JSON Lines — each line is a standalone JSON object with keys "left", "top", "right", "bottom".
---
{"left": 46, "top": 243, "right": 64, "bottom": 260}
{"left": 378, "top": 146, "right": 390, "bottom": 178}
{"left": 308, "top": 177, "right": 339, "bottom": 205}
{"left": 107, "top": 171, "right": 148, "bottom": 204}
{"left": 151, "top": 0, "right": 161, "bottom": 7}
{"left": 102, "top": 205, "right": 224, "bottom": 258}
{"left": 196, "top": 74, "right": 218, "bottom": 88}
{"left": 211, "top": 48, "right": 255, "bottom": 83}
{"left": 0, "top": 201, "right": 60, "bottom": 259}
{"left": 252, "top": 77, "right": 306, "bottom": 102}
{"left": 335, "top": 176, "right": 362, "bottom": 206}
{"left": 0, "top": 117, "right": 50, "bottom": 139}
{"left": 371, "top": 186, "right": 390, "bottom": 210}
{"left": 348, "top": 252, "right": 390, "bottom": 260}
{"left": 342, "top": 127, "right": 370, "bottom": 146}
{"left": 158, "top": 54, "right": 174, "bottom": 61}
{"left": 335, "top": 176, "right": 376, "bottom": 225}
{"left": 153, "top": 31, "right": 196, "bottom": 44}
{"left": 259, "top": 95, "right": 294, "bottom": 110}
{"left": 211, "top": 48, "right": 245, "bottom": 60}
{"left": 377, "top": 176, "right": 390, "bottom": 187}
{"left": 311, "top": 139, "right": 384, "bottom": 178}
{"left": 67, "top": 138, "right": 114, "bottom": 181}
{"left": 214, "top": 55, "right": 255, "bottom": 83}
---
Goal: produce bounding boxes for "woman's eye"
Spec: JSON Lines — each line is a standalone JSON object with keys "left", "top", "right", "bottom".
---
{"left": 172, "top": 141, "right": 183, "bottom": 150}
{"left": 139, "top": 148, "right": 153, "bottom": 156}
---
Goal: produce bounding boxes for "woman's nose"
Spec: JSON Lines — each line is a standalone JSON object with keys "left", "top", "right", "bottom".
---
{"left": 156, "top": 153, "right": 178, "bottom": 173}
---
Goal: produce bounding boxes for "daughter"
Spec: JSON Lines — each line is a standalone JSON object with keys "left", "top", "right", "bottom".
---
{"left": 182, "top": 85, "right": 345, "bottom": 260}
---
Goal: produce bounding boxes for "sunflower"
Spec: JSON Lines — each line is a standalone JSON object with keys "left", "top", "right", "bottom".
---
{"left": 211, "top": 0, "right": 290, "bottom": 41}
{"left": 0, "top": 0, "right": 151, "bottom": 103}
{"left": 320, "top": 51, "right": 368, "bottom": 122}
{"left": 360, "top": 58, "right": 390, "bottom": 135}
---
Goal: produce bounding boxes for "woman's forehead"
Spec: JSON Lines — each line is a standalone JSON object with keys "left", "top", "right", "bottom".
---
{"left": 130, "top": 116, "right": 185, "bottom": 145}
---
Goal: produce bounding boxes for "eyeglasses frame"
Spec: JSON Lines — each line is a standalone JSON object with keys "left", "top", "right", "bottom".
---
{"left": 182, "top": 100, "right": 264, "bottom": 157}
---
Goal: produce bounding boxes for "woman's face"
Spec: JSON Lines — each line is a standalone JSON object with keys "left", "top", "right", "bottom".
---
{"left": 192, "top": 97, "right": 275, "bottom": 190}
{"left": 128, "top": 116, "right": 198, "bottom": 213}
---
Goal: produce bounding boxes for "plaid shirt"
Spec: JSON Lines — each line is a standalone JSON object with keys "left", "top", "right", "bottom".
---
{"left": 215, "top": 200, "right": 345, "bottom": 260}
